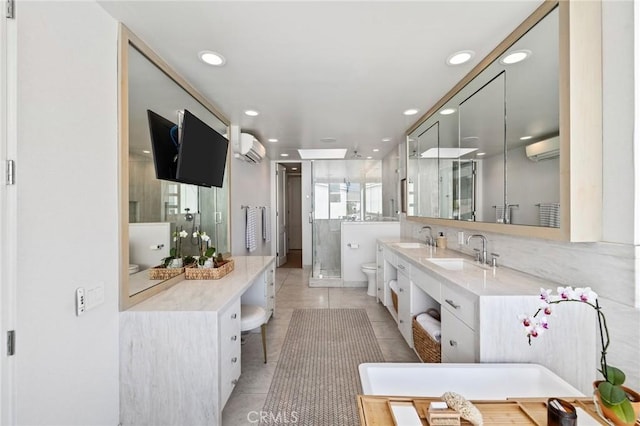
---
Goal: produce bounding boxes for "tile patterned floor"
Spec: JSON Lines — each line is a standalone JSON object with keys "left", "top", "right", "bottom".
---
{"left": 222, "top": 267, "right": 419, "bottom": 425}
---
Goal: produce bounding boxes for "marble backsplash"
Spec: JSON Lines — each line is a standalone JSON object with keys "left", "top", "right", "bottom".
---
{"left": 402, "top": 216, "right": 640, "bottom": 390}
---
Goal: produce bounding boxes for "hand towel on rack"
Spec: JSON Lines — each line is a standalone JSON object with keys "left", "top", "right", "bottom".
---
{"left": 262, "top": 207, "right": 271, "bottom": 242}
{"left": 246, "top": 207, "right": 258, "bottom": 252}
{"left": 538, "top": 203, "right": 560, "bottom": 228}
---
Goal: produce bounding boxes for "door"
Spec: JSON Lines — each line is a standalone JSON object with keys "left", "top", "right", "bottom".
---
{"left": 276, "top": 164, "right": 287, "bottom": 266}
{"left": 287, "top": 175, "right": 302, "bottom": 250}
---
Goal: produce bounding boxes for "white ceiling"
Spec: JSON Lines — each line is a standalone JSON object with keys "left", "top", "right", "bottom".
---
{"left": 98, "top": 0, "right": 544, "bottom": 160}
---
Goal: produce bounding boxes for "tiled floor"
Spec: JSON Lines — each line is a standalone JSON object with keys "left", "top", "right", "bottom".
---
{"left": 221, "top": 267, "right": 419, "bottom": 425}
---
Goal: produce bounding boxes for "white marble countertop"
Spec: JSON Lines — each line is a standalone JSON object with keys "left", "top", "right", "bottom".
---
{"left": 125, "top": 256, "right": 275, "bottom": 313}
{"left": 378, "top": 238, "right": 555, "bottom": 298}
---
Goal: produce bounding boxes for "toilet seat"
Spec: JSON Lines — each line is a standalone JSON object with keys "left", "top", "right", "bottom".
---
{"left": 362, "top": 262, "right": 377, "bottom": 270}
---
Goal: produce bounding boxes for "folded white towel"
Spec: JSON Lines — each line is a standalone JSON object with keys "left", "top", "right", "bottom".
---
{"left": 389, "top": 279, "right": 398, "bottom": 292}
{"left": 416, "top": 313, "right": 441, "bottom": 342}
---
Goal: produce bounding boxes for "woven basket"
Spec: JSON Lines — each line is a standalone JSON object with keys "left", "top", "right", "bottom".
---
{"left": 391, "top": 289, "right": 398, "bottom": 313}
{"left": 148, "top": 265, "right": 184, "bottom": 280}
{"left": 412, "top": 308, "right": 441, "bottom": 363}
{"left": 184, "top": 259, "right": 235, "bottom": 280}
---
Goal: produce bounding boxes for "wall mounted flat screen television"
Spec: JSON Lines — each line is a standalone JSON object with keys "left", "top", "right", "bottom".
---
{"left": 176, "top": 109, "right": 229, "bottom": 188}
{"left": 147, "top": 109, "right": 180, "bottom": 182}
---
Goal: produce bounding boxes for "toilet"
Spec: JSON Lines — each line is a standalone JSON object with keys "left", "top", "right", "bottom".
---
{"left": 129, "top": 264, "right": 140, "bottom": 275}
{"left": 361, "top": 262, "right": 377, "bottom": 297}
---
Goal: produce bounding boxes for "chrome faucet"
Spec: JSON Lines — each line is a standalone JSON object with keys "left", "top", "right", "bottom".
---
{"left": 467, "top": 234, "right": 488, "bottom": 264}
{"left": 421, "top": 226, "right": 434, "bottom": 246}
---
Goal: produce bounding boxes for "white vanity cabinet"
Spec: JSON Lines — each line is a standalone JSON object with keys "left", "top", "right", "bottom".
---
{"left": 396, "top": 259, "right": 412, "bottom": 343}
{"left": 120, "top": 256, "right": 276, "bottom": 426}
{"left": 375, "top": 244, "right": 384, "bottom": 303}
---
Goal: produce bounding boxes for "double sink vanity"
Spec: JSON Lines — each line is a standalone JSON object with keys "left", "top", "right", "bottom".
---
{"left": 375, "top": 237, "right": 597, "bottom": 395}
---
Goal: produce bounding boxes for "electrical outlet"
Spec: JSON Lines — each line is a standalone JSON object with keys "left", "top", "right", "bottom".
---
{"left": 75, "top": 288, "right": 85, "bottom": 316}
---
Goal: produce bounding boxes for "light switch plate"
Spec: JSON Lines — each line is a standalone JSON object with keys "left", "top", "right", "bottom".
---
{"left": 75, "top": 288, "right": 85, "bottom": 316}
{"left": 86, "top": 282, "right": 105, "bottom": 310}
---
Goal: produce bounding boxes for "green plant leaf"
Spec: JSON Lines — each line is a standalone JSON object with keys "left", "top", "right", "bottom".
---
{"left": 606, "top": 366, "right": 626, "bottom": 385}
{"left": 205, "top": 247, "right": 215, "bottom": 257}
{"left": 598, "top": 382, "right": 628, "bottom": 405}
{"left": 606, "top": 399, "right": 637, "bottom": 424}
{"left": 170, "top": 247, "right": 177, "bottom": 258}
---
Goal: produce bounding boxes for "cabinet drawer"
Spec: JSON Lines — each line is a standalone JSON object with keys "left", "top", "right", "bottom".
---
{"left": 220, "top": 358, "right": 241, "bottom": 408}
{"left": 411, "top": 267, "right": 441, "bottom": 303}
{"left": 441, "top": 308, "right": 477, "bottom": 363}
{"left": 396, "top": 257, "right": 411, "bottom": 275}
{"left": 383, "top": 248, "right": 397, "bottom": 267}
{"left": 441, "top": 284, "right": 477, "bottom": 330}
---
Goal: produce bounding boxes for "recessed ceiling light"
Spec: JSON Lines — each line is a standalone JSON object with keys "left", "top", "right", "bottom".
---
{"left": 447, "top": 50, "right": 475, "bottom": 66}
{"left": 297, "top": 148, "right": 348, "bottom": 160}
{"left": 320, "top": 137, "right": 337, "bottom": 143}
{"left": 403, "top": 109, "right": 419, "bottom": 116}
{"left": 198, "top": 50, "right": 226, "bottom": 66}
{"left": 244, "top": 110, "right": 259, "bottom": 117}
{"left": 440, "top": 108, "right": 457, "bottom": 115}
{"left": 280, "top": 153, "right": 289, "bottom": 157}
{"left": 268, "top": 138, "right": 278, "bottom": 143}
{"left": 373, "top": 148, "right": 380, "bottom": 152}
{"left": 366, "top": 156, "right": 373, "bottom": 159}
{"left": 500, "top": 49, "right": 532, "bottom": 65}
{"left": 291, "top": 167, "right": 298, "bottom": 171}
{"left": 382, "top": 138, "right": 391, "bottom": 142}
{"left": 477, "top": 152, "right": 486, "bottom": 156}
{"left": 520, "top": 135, "right": 533, "bottom": 140}
{"left": 142, "top": 150, "right": 151, "bottom": 154}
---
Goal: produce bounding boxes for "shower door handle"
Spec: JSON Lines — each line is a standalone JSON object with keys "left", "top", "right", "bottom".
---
{"left": 309, "top": 212, "right": 314, "bottom": 224}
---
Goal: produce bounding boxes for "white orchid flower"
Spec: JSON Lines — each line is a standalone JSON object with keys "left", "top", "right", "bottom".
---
{"left": 179, "top": 230, "right": 188, "bottom": 238}
{"left": 539, "top": 288, "right": 552, "bottom": 302}
{"left": 557, "top": 286, "right": 575, "bottom": 301}
{"left": 201, "top": 234, "right": 211, "bottom": 242}
{"left": 575, "top": 287, "right": 598, "bottom": 304}
{"left": 192, "top": 231, "right": 199, "bottom": 238}
{"left": 173, "top": 236, "right": 177, "bottom": 242}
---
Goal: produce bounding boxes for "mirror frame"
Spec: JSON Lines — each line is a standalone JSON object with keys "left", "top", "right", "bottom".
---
{"left": 118, "top": 24, "right": 232, "bottom": 310}
{"left": 405, "top": 0, "right": 602, "bottom": 242}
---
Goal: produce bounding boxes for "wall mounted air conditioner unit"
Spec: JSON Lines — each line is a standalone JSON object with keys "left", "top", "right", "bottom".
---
{"left": 233, "top": 132, "right": 266, "bottom": 163}
{"left": 525, "top": 136, "right": 560, "bottom": 161}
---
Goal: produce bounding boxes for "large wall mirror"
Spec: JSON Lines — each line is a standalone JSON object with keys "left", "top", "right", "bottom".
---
{"left": 119, "top": 26, "right": 231, "bottom": 309}
{"left": 407, "top": 3, "right": 559, "bottom": 229}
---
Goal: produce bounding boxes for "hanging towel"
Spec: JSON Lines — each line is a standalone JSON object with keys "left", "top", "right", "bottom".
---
{"left": 262, "top": 207, "right": 271, "bottom": 242}
{"left": 538, "top": 203, "right": 560, "bottom": 228}
{"left": 246, "top": 208, "right": 258, "bottom": 252}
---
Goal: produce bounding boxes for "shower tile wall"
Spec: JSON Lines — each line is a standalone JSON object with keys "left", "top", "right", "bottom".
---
{"left": 129, "top": 154, "right": 162, "bottom": 223}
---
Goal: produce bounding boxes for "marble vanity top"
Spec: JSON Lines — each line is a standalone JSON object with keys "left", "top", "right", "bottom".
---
{"left": 378, "top": 238, "right": 554, "bottom": 298}
{"left": 126, "top": 256, "right": 275, "bottom": 313}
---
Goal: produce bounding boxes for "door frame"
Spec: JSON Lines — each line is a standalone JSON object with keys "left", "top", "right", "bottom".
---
{"left": 1, "top": 4, "right": 17, "bottom": 424}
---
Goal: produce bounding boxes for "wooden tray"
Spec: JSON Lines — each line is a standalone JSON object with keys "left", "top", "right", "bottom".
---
{"left": 357, "top": 395, "right": 616, "bottom": 426}
{"left": 148, "top": 264, "right": 184, "bottom": 280}
{"left": 184, "top": 259, "right": 234, "bottom": 280}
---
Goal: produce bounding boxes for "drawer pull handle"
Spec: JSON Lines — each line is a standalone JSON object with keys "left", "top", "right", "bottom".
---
{"left": 231, "top": 379, "right": 238, "bottom": 385}
{"left": 399, "top": 319, "right": 404, "bottom": 324}
{"left": 270, "top": 282, "right": 274, "bottom": 286}
{"left": 445, "top": 299, "right": 460, "bottom": 309}
{"left": 231, "top": 357, "right": 238, "bottom": 363}
{"left": 231, "top": 335, "right": 237, "bottom": 341}
{"left": 449, "top": 340, "right": 457, "bottom": 347}
{"left": 398, "top": 288, "right": 404, "bottom": 292}
{"left": 398, "top": 264, "right": 405, "bottom": 270}
{"left": 231, "top": 313, "right": 237, "bottom": 319}
{"left": 270, "top": 295, "right": 275, "bottom": 299}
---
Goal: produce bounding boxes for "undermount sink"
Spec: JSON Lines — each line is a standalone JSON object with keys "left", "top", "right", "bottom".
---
{"left": 424, "top": 257, "right": 486, "bottom": 271}
{"left": 394, "top": 242, "right": 428, "bottom": 249}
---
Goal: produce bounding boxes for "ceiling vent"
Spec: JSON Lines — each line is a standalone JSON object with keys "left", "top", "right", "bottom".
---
{"left": 233, "top": 132, "right": 265, "bottom": 163}
{"left": 525, "top": 136, "right": 560, "bottom": 161}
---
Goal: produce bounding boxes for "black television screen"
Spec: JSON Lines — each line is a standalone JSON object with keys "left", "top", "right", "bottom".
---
{"left": 147, "top": 109, "right": 180, "bottom": 182}
{"left": 176, "top": 109, "right": 229, "bottom": 188}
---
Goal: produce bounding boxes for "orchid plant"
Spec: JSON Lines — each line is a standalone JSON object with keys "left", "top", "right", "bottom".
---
{"left": 520, "top": 286, "right": 636, "bottom": 424}
{"left": 162, "top": 228, "right": 189, "bottom": 267}
{"left": 193, "top": 230, "right": 215, "bottom": 266}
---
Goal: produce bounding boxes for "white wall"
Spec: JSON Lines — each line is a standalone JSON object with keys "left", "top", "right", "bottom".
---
{"left": 230, "top": 155, "right": 272, "bottom": 256}
{"left": 14, "top": 2, "right": 119, "bottom": 424}
{"left": 381, "top": 146, "right": 399, "bottom": 217}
